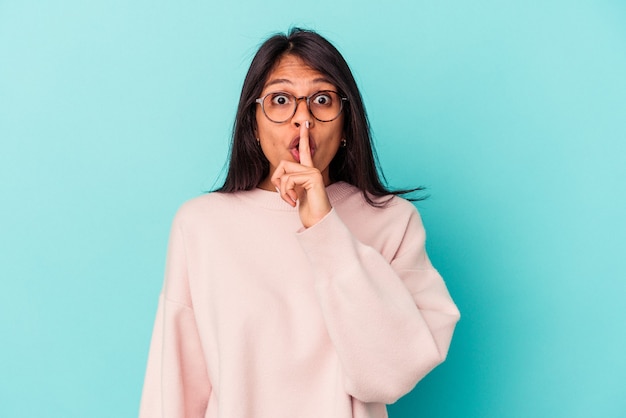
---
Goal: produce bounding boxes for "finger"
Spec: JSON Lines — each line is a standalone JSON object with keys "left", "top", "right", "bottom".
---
{"left": 270, "top": 159, "right": 323, "bottom": 207}
{"left": 283, "top": 169, "right": 324, "bottom": 196}
{"left": 279, "top": 173, "right": 298, "bottom": 206}
{"left": 299, "top": 121, "right": 313, "bottom": 167}
{"left": 270, "top": 160, "right": 313, "bottom": 189}
{"left": 270, "top": 164, "right": 285, "bottom": 191}
{"left": 270, "top": 164, "right": 298, "bottom": 206}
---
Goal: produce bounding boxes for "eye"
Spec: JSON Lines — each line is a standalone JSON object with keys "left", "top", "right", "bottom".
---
{"left": 269, "top": 93, "right": 292, "bottom": 106}
{"left": 312, "top": 92, "right": 333, "bottom": 106}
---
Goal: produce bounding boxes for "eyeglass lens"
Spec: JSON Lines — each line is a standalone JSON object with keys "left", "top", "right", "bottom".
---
{"left": 261, "top": 91, "right": 343, "bottom": 123}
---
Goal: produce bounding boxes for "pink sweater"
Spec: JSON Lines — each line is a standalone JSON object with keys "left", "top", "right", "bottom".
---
{"left": 139, "top": 182, "right": 460, "bottom": 418}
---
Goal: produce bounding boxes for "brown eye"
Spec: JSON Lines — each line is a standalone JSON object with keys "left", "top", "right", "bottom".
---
{"left": 312, "top": 93, "right": 333, "bottom": 106}
{"left": 270, "top": 93, "right": 292, "bottom": 106}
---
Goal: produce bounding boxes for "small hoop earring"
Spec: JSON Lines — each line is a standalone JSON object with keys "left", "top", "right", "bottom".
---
{"left": 341, "top": 138, "right": 347, "bottom": 148}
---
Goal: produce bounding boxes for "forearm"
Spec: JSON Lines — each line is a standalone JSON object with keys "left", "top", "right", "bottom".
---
{"left": 297, "top": 209, "right": 460, "bottom": 403}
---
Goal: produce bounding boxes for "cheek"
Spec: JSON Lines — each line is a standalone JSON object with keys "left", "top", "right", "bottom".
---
{"left": 254, "top": 111, "right": 265, "bottom": 138}
{"left": 255, "top": 109, "right": 279, "bottom": 140}
{"left": 317, "top": 134, "right": 342, "bottom": 162}
{"left": 329, "top": 123, "right": 344, "bottom": 146}
{"left": 256, "top": 115, "right": 280, "bottom": 142}
{"left": 331, "top": 118, "right": 344, "bottom": 141}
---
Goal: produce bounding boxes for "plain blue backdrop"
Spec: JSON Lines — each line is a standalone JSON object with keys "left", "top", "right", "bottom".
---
{"left": 1, "top": 0, "right": 625, "bottom": 417}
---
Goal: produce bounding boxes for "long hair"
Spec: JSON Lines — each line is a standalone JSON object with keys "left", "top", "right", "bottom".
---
{"left": 216, "top": 28, "right": 424, "bottom": 205}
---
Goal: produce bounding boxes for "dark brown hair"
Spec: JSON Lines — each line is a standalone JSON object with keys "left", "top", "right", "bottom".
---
{"left": 216, "top": 28, "right": 424, "bottom": 205}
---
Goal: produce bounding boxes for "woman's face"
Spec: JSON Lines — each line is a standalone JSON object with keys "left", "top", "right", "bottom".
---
{"left": 255, "top": 54, "right": 344, "bottom": 189}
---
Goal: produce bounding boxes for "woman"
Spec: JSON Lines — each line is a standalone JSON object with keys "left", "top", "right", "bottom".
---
{"left": 139, "top": 28, "right": 460, "bottom": 418}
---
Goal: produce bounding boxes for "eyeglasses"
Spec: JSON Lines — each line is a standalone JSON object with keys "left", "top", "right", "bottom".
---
{"left": 255, "top": 90, "right": 348, "bottom": 123}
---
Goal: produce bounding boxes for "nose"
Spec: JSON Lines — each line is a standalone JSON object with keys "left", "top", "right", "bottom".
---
{"left": 292, "top": 97, "right": 312, "bottom": 128}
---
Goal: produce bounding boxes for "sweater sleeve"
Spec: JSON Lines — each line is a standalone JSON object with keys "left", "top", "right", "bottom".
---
{"left": 139, "top": 220, "right": 212, "bottom": 418}
{"left": 296, "top": 207, "right": 460, "bottom": 404}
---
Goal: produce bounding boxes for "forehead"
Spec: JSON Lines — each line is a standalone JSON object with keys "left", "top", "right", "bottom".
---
{"left": 263, "top": 54, "right": 335, "bottom": 90}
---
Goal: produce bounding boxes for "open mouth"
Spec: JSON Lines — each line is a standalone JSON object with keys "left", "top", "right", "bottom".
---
{"left": 289, "top": 136, "right": 316, "bottom": 162}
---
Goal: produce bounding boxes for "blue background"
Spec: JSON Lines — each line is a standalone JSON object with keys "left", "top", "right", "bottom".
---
{"left": 1, "top": 1, "right": 625, "bottom": 417}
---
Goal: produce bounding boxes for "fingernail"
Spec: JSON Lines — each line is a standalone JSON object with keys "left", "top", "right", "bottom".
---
{"left": 305, "top": 121, "right": 310, "bottom": 129}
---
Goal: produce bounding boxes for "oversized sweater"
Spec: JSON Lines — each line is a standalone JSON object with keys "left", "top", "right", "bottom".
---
{"left": 139, "top": 181, "right": 460, "bottom": 418}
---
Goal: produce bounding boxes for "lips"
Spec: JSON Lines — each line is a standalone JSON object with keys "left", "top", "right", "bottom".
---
{"left": 289, "top": 136, "right": 316, "bottom": 162}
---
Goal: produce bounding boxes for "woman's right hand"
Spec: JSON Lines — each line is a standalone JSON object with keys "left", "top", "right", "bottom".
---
{"left": 271, "top": 122, "right": 332, "bottom": 229}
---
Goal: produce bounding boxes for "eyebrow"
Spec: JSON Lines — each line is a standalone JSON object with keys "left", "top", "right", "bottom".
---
{"left": 264, "top": 77, "right": 335, "bottom": 89}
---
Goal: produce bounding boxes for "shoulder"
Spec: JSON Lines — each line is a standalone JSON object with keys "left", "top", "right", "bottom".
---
{"left": 332, "top": 183, "right": 425, "bottom": 234}
{"left": 171, "top": 192, "right": 239, "bottom": 227}
{"left": 332, "top": 182, "right": 421, "bottom": 219}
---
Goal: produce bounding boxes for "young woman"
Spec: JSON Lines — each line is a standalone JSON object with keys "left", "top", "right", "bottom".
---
{"left": 139, "top": 28, "right": 460, "bottom": 418}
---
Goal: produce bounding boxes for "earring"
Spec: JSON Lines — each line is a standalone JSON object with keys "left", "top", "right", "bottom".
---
{"left": 256, "top": 138, "right": 260, "bottom": 146}
{"left": 341, "top": 138, "right": 347, "bottom": 148}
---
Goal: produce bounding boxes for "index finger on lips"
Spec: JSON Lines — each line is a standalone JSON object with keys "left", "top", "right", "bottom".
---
{"left": 299, "top": 121, "right": 313, "bottom": 168}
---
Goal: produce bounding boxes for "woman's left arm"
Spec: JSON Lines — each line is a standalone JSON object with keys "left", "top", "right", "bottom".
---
{"left": 295, "top": 207, "right": 460, "bottom": 405}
